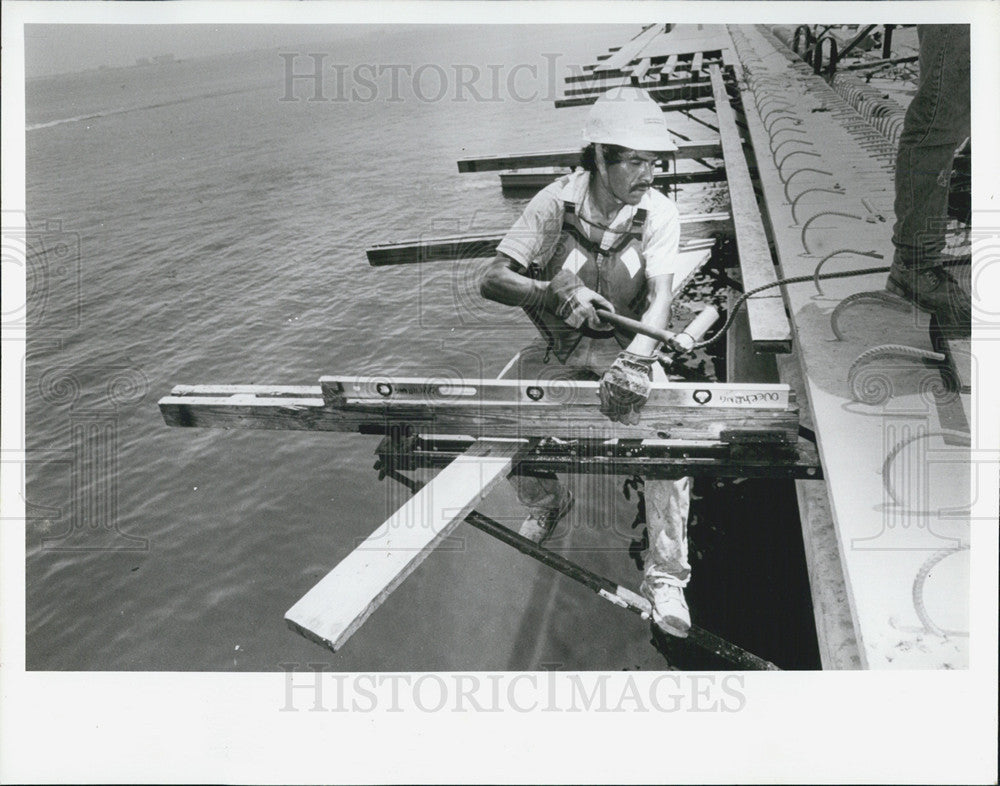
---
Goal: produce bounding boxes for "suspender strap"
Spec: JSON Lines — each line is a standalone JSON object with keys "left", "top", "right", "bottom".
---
{"left": 560, "top": 201, "right": 647, "bottom": 257}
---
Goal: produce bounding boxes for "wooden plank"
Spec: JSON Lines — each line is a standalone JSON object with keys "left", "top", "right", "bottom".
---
{"left": 709, "top": 64, "right": 792, "bottom": 353}
{"left": 691, "top": 51, "right": 704, "bottom": 77}
{"left": 662, "top": 54, "right": 679, "bottom": 76}
{"left": 630, "top": 57, "right": 652, "bottom": 82}
{"left": 596, "top": 24, "right": 663, "bottom": 73}
{"left": 284, "top": 439, "right": 525, "bottom": 651}
{"left": 385, "top": 435, "right": 822, "bottom": 480}
{"left": 367, "top": 232, "right": 501, "bottom": 265}
{"left": 563, "top": 77, "right": 713, "bottom": 99}
{"left": 457, "top": 139, "right": 723, "bottom": 173}
{"left": 366, "top": 225, "right": 723, "bottom": 266}
{"left": 774, "top": 354, "right": 860, "bottom": 669}
{"left": 726, "top": 268, "right": 779, "bottom": 383}
{"left": 556, "top": 82, "right": 714, "bottom": 109}
{"left": 322, "top": 376, "right": 792, "bottom": 409}
{"left": 159, "top": 378, "right": 799, "bottom": 443}
{"left": 499, "top": 167, "right": 725, "bottom": 194}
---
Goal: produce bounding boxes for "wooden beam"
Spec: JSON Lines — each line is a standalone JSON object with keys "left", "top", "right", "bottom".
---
{"left": 365, "top": 225, "right": 720, "bottom": 266}
{"left": 725, "top": 267, "right": 779, "bottom": 384}
{"left": 595, "top": 24, "right": 662, "bottom": 73}
{"left": 691, "top": 51, "right": 704, "bottom": 78}
{"left": 630, "top": 57, "right": 652, "bottom": 82}
{"left": 556, "top": 81, "right": 714, "bottom": 108}
{"left": 457, "top": 139, "right": 722, "bottom": 173}
{"left": 562, "top": 77, "right": 713, "bottom": 99}
{"left": 563, "top": 53, "right": 726, "bottom": 83}
{"left": 499, "top": 167, "right": 725, "bottom": 195}
{"left": 322, "top": 376, "right": 792, "bottom": 409}
{"left": 159, "top": 377, "right": 800, "bottom": 443}
{"left": 284, "top": 439, "right": 526, "bottom": 651}
{"left": 376, "top": 434, "right": 822, "bottom": 480}
{"left": 709, "top": 64, "right": 793, "bottom": 353}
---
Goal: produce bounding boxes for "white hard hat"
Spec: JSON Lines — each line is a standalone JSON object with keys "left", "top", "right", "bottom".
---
{"left": 582, "top": 86, "right": 677, "bottom": 152}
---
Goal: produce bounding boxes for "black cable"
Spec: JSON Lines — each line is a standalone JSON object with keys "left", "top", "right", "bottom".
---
{"left": 693, "top": 264, "right": 891, "bottom": 349}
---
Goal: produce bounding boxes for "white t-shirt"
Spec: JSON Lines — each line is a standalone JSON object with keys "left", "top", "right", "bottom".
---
{"left": 496, "top": 170, "right": 681, "bottom": 279}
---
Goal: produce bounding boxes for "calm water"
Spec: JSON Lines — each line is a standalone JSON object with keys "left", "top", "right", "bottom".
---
{"left": 25, "top": 25, "right": 818, "bottom": 671}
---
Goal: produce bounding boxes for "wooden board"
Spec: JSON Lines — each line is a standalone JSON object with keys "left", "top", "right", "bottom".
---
{"left": 726, "top": 268, "right": 779, "bottom": 384}
{"left": 159, "top": 377, "right": 799, "bottom": 443}
{"left": 595, "top": 24, "right": 663, "bottom": 72}
{"left": 322, "top": 376, "right": 792, "bottom": 409}
{"left": 366, "top": 227, "right": 720, "bottom": 267}
{"left": 376, "top": 433, "right": 822, "bottom": 480}
{"left": 560, "top": 78, "right": 713, "bottom": 100}
{"left": 284, "top": 439, "right": 526, "bottom": 651}
{"left": 499, "top": 168, "right": 726, "bottom": 195}
{"left": 457, "top": 139, "right": 723, "bottom": 173}
{"left": 691, "top": 52, "right": 704, "bottom": 77}
{"left": 555, "top": 84, "right": 714, "bottom": 109}
{"left": 709, "top": 64, "right": 793, "bottom": 353}
{"left": 630, "top": 57, "right": 652, "bottom": 81}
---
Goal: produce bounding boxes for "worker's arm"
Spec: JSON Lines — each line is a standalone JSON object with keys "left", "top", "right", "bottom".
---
{"left": 624, "top": 273, "right": 674, "bottom": 356}
{"left": 480, "top": 253, "right": 615, "bottom": 327}
{"left": 479, "top": 254, "right": 547, "bottom": 309}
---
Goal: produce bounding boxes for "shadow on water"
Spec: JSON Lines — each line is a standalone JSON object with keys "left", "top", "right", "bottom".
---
{"left": 648, "top": 477, "right": 822, "bottom": 671}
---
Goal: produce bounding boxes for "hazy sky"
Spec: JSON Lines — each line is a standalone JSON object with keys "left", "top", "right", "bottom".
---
{"left": 25, "top": 24, "right": 375, "bottom": 78}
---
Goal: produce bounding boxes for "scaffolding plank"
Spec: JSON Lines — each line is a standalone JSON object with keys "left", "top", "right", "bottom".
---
{"left": 376, "top": 434, "right": 822, "bottom": 480}
{"left": 499, "top": 167, "right": 726, "bottom": 195}
{"left": 159, "top": 378, "right": 799, "bottom": 443}
{"left": 457, "top": 139, "right": 722, "bottom": 173}
{"left": 284, "top": 439, "right": 525, "bottom": 651}
{"left": 365, "top": 226, "right": 720, "bottom": 266}
{"left": 631, "top": 57, "right": 652, "bottom": 81}
{"left": 691, "top": 51, "right": 704, "bottom": 77}
{"left": 596, "top": 24, "right": 663, "bottom": 72}
{"left": 709, "top": 64, "right": 792, "bottom": 352}
{"left": 322, "top": 376, "right": 792, "bottom": 409}
{"left": 556, "top": 83, "right": 713, "bottom": 109}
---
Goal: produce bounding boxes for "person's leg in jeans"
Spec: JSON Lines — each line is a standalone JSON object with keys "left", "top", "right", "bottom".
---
{"left": 638, "top": 360, "right": 692, "bottom": 636}
{"left": 888, "top": 24, "right": 971, "bottom": 328}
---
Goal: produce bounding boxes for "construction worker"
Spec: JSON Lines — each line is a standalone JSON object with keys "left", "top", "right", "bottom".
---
{"left": 479, "top": 86, "right": 692, "bottom": 638}
{"left": 887, "top": 25, "right": 971, "bottom": 332}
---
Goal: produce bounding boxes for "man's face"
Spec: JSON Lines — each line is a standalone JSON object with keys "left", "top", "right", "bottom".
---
{"left": 603, "top": 148, "right": 659, "bottom": 206}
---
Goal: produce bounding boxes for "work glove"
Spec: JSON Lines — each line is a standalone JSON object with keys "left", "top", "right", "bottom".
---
{"left": 599, "top": 351, "right": 656, "bottom": 426}
{"left": 542, "top": 269, "right": 614, "bottom": 331}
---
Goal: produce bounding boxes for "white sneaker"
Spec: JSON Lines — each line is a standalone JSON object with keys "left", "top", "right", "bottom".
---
{"left": 518, "top": 491, "right": 574, "bottom": 545}
{"left": 640, "top": 578, "right": 691, "bottom": 639}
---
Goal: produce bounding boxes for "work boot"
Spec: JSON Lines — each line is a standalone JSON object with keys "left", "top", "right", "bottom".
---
{"left": 518, "top": 491, "right": 573, "bottom": 545}
{"left": 885, "top": 264, "right": 971, "bottom": 333}
{"left": 640, "top": 577, "right": 691, "bottom": 639}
